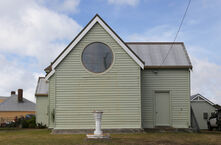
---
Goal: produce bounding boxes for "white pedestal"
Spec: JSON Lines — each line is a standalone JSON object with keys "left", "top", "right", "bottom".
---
{"left": 94, "top": 111, "right": 103, "bottom": 135}
{"left": 86, "top": 111, "right": 110, "bottom": 139}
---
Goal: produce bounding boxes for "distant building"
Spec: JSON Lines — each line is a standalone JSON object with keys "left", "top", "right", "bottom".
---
{"left": 0, "top": 89, "right": 35, "bottom": 123}
{"left": 191, "top": 94, "right": 217, "bottom": 129}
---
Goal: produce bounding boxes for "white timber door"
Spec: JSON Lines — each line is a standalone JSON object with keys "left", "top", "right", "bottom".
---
{"left": 155, "top": 92, "right": 170, "bottom": 126}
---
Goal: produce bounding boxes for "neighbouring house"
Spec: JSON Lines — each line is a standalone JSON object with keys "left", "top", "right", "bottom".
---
{"left": 0, "top": 89, "right": 35, "bottom": 124}
{"left": 191, "top": 94, "right": 217, "bottom": 129}
{"left": 35, "top": 14, "right": 192, "bottom": 132}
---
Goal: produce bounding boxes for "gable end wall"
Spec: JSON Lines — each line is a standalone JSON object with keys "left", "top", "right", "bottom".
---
{"left": 53, "top": 23, "right": 141, "bottom": 129}
{"left": 191, "top": 101, "right": 216, "bottom": 129}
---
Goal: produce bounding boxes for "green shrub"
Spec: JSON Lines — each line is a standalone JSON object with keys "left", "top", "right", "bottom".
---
{"left": 0, "top": 115, "right": 46, "bottom": 129}
{"left": 27, "top": 116, "right": 36, "bottom": 128}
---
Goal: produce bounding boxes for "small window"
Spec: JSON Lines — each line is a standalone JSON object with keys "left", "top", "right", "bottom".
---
{"left": 82, "top": 42, "right": 113, "bottom": 73}
{"left": 203, "top": 112, "right": 208, "bottom": 119}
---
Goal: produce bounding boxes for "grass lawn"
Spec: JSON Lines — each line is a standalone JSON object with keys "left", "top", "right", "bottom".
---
{"left": 0, "top": 129, "right": 221, "bottom": 145}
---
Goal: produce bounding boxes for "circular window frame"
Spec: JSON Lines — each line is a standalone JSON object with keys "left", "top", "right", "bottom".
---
{"left": 81, "top": 42, "right": 114, "bottom": 74}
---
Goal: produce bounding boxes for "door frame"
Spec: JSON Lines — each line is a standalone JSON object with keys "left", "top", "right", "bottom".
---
{"left": 153, "top": 90, "right": 172, "bottom": 127}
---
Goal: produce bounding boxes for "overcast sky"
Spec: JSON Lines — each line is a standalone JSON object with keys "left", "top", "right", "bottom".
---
{"left": 0, "top": 0, "right": 220, "bottom": 104}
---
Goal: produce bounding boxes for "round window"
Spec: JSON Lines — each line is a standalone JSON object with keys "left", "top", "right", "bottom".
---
{"left": 82, "top": 42, "right": 113, "bottom": 73}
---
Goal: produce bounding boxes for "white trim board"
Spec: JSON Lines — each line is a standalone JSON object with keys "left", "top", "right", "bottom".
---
{"left": 46, "top": 15, "right": 144, "bottom": 80}
{"left": 191, "top": 94, "right": 215, "bottom": 106}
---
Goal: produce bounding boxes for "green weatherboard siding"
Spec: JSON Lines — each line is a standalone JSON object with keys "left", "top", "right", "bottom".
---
{"left": 36, "top": 96, "right": 48, "bottom": 126}
{"left": 48, "top": 75, "right": 55, "bottom": 128}
{"left": 141, "top": 69, "right": 190, "bottom": 128}
{"left": 53, "top": 23, "right": 141, "bottom": 129}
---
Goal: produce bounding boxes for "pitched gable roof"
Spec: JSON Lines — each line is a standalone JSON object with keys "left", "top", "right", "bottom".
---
{"left": 35, "top": 77, "right": 48, "bottom": 96}
{"left": 190, "top": 94, "right": 215, "bottom": 106}
{"left": 0, "top": 95, "right": 35, "bottom": 111}
{"left": 45, "top": 14, "right": 145, "bottom": 80}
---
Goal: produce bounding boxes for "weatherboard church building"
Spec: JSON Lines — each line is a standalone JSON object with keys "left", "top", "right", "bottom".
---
{"left": 35, "top": 14, "right": 192, "bottom": 133}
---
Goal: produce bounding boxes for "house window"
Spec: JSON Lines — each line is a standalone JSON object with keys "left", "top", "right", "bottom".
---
{"left": 203, "top": 112, "right": 208, "bottom": 119}
{"left": 82, "top": 42, "right": 113, "bottom": 73}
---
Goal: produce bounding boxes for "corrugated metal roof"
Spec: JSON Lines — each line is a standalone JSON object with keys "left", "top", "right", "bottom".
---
{"left": 0, "top": 95, "right": 35, "bottom": 111}
{"left": 0, "top": 96, "right": 8, "bottom": 104}
{"left": 126, "top": 42, "right": 192, "bottom": 68}
{"left": 35, "top": 77, "right": 48, "bottom": 96}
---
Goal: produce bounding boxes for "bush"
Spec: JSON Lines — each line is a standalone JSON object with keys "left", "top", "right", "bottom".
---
{"left": 26, "top": 116, "right": 36, "bottom": 128}
{"left": 1, "top": 114, "right": 48, "bottom": 129}
{"left": 0, "top": 114, "right": 38, "bottom": 128}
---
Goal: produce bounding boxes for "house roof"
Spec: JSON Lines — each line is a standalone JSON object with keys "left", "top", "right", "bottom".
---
{"left": 127, "top": 42, "right": 192, "bottom": 69}
{"left": 0, "top": 96, "right": 8, "bottom": 104}
{"left": 0, "top": 96, "right": 8, "bottom": 100}
{"left": 45, "top": 14, "right": 145, "bottom": 80}
{"left": 0, "top": 95, "right": 35, "bottom": 111}
{"left": 35, "top": 77, "right": 48, "bottom": 96}
{"left": 190, "top": 94, "right": 215, "bottom": 106}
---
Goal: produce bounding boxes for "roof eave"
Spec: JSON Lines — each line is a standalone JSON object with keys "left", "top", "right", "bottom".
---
{"left": 144, "top": 65, "right": 192, "bottom": 69}
{"left": 35, "top": 94, "right": 48, "bottom": 97}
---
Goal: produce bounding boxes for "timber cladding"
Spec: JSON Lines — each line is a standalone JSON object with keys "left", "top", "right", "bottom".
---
{"left": 0, "top": 111, "right": 35, "bottom": 123}
{"left": 51, "top": 23, "right": 141, "bottom": 129}
{"left": 141, "top": 69, "right": 190, "bottom": 128}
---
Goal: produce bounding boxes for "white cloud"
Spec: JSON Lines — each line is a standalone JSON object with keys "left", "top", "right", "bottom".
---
{"left": 127, "top": 25, "right": 177, "bottom": 42}
{"left": 108, "top": 0, "right": 139, "bottom": 6}
{"left": 0, "top": 0, "right": 82, "bottom": 102}
{"left": 0, "top": 0, "right": 82, "bottom": 66}
{"left": 191, "top": 56, "right": 221, "bottom": 104}
{"left": 0, "top": 54, "right": 41, "bottom": 103}
{"left": 37, "top": 0, "right": 80, "bottom": 13}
